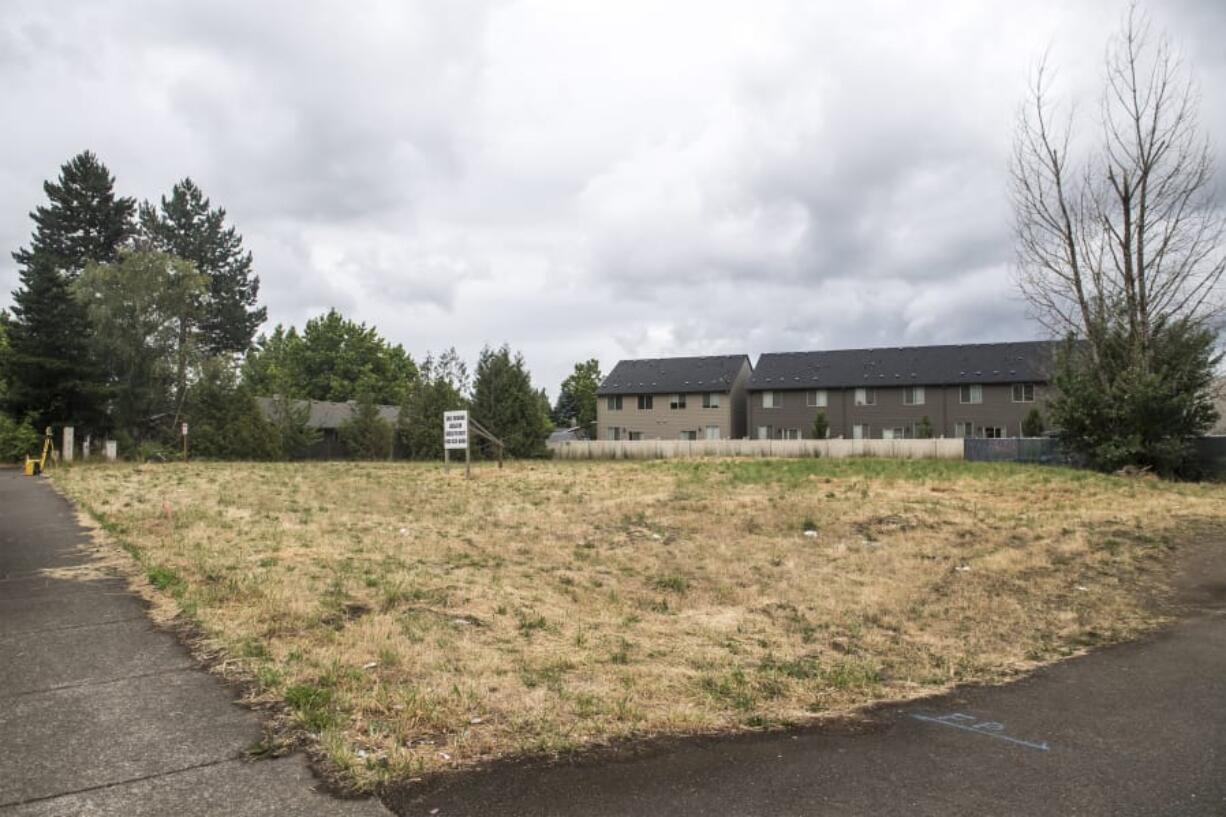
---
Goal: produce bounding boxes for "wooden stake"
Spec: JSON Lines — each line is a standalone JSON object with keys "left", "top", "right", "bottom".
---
{"left": 465, "top": 437, "right": 471, "bottom": 480}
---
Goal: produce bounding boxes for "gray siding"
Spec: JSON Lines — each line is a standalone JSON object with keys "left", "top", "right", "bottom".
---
{"left": 746, "top": 383, "right": 1049, "bottom": 439}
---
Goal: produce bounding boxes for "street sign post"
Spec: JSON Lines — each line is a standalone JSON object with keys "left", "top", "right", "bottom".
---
{"left": 181, "top": 422, "right": 189, "bottom": 461}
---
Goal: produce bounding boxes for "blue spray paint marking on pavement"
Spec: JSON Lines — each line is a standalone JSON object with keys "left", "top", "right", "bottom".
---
{"left": 911, "top": 712, "right": 1051, "bottom": 752}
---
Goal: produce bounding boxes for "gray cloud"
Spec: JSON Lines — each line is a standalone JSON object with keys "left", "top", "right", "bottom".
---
{"left": 1, "top": 0, "right": 1223, "bottom": 394}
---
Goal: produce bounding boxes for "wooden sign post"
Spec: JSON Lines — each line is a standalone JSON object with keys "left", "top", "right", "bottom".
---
{"left": 443, "top": 410, "right": 506, "bottom": 480}
{"left": 444, "top": 410, "right": 469, "bottom": 478}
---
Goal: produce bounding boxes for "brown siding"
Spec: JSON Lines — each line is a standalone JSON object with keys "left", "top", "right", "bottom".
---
{"left": 597, "top": 393, "right": 735, "bottom": 440}
{"left": 747, "top": 383, "right": 1050, "bottom": 439}
{"left": 597, "top": 359, "right": 753, "bottom": 441}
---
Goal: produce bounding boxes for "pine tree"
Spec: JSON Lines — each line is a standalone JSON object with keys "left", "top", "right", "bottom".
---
{"left": 471, "top": 345, "right": 550, "bottom": 458}
{"left": 5, "top": 152, "right": 134, "bottom": 429}
{"left": 4, "top": 255, "right": 103, "bottom": 429}
{"left": 397, "top": 349, "right": 468, "bottom": 460}
{"left": 139, "top": 178, "right": 266, "bottom": 355}
{"left": 13, "top": 151, "right": 135, "bottom": 277}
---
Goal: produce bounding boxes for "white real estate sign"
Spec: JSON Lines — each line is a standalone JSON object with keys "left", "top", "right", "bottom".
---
{"left": 443, "top": 410, "right": 469, "bottom": 450}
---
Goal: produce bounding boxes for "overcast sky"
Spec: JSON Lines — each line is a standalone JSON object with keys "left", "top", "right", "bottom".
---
{"left": 2, "top": 0, "right": 1223, "bottom": 393}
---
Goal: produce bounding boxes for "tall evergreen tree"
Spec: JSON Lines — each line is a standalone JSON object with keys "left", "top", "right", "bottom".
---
{"left": 5, "top": 152, "right": 133, "bottom": 429}
{"left": 397, "top": 349, "right": 468, "bottom": 460}
{"left": 139, "top": 178, "right": 266, "bottom": 355}
{"left": 471, "top": 344, "right": 550, "bottom": 458}
{"left": 4, "top": 255, "right": 103, "bottom": 430}
{"left": 13, "top": 151, "right": 135, "bottom": 277}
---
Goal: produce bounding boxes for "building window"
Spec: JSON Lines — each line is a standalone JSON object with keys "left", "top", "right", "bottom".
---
{"left": 702, "top": 392, "right": 721, "bottom": 409}
{"left": 704, "top": 425, "right": 720, "bottom": 440}
{"left": 669, "top": 394, "right": 687, "bottom": 410}
{"left": 806, "top": 389, "right": 828, "bottom": 407}
{"left": 852, "top": 424, "right": 869, "bottom": 439}
{"left": 959, "top": 384, "right": 983, "bottom": 404}
{"left": 983, "top": 426, "right": 1005, "bottom": 439}
{"left": 781, "top": 428, "right": 801, "bottom": 440}
{"left": 854, "top": 388, "right": 876, "bottom": 406}
{"left": 637, "top": 395, "right": 653, "bottom": 410}
{"left": 679, "top": 430, "right": 697, "bottom": 441}
{"left": 606, "top": 395, "right": 623, "bottom": 411}
{"left": 608, "top": 427, "right": 623, "bottom": 441}
{"left": 628, "top": 431, "right": 643, "bottom": 441}
{"left": 756, "top": 426, "right": 771, "bottom": 440}
{"left": 1012, "top": 383, "right": 1035, "bottom": 403}
{"left": 954, "top": 422, "right": 974, "bottom": 438}
{"left": 762, "top": 391, "right": 780, "bottom": 408}
{"left": 903, "top": 386, "right": 925, "bottom": 406}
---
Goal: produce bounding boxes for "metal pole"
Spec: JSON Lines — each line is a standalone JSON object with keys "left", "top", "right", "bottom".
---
{"left": 465, "top": 435, "right": 471, "bottom": 480}
{"left": 444, "top": 447, "right": 450, "bottom": 473}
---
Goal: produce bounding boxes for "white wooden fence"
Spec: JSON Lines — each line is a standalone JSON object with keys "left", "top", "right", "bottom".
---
{"left": 547, "top": 438, "right": 964, "bottom": 460}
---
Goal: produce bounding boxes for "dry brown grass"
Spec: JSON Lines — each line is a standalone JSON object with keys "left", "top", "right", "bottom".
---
{"left": 52, "top": 458, "right": 1226, "bottom": 789}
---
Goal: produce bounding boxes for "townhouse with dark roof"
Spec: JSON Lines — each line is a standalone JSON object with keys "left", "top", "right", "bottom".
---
{"left": 746, "top": 341, "right": 1057, "bottom": 440}
{"left": 596, "top": 355, "right": 752, "bottom": 440}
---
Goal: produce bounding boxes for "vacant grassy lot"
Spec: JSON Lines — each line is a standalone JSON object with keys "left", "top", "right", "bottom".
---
{"left": 54, "top": 459, "right": 1226, "bottom": 788}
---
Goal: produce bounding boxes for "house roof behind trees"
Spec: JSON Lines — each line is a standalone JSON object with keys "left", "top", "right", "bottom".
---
{"left": 748, "top": 341, "right": 1059, "bottom": 390}
{"left": 597, "top": 355, "right": 750, "bottom": 396}
{"left": 254, "top": 397, "right": 399, "bottom": 429}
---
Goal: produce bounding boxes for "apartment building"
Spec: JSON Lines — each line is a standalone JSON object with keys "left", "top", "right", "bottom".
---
{"left": 746, "top": 341, "right": 1056, "bottom": 440}
{"left": 596, "top": 355, "right": 752, "bottom": 441}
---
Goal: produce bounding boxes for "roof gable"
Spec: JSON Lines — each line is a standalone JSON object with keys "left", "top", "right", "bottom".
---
{"left": 747, "top": 341, "right": 1058, "bottom": 390}
{"left": 597, "top": 355, "right": 750, "bottom": 396}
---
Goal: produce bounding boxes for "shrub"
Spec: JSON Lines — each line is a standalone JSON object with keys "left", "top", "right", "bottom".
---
{"left": 812, "top": 410, "right": 829, "bottom": 440}
{"left": 339, "top": 394, "right": 395, "bottom": 460}
{"left": 0, "top": 414, "right": 40, "bottom": 462}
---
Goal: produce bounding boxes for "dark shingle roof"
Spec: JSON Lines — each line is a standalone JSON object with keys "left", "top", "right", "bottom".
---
{"left": 254, "top": 397, "right": 399, "bottom": 429}
{"left": 747, "top": 341, "right": 1057, "bottom": 390}
{"left": 597, "top": 355, "right": 750, "bottom": 396}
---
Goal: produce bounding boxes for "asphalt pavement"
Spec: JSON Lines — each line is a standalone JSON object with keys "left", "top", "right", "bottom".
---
{"left": 390, "top": 543, "right": 1226, "bottom": 816}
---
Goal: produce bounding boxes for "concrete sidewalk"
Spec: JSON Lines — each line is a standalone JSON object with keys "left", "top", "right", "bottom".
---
{"left": 0, "top": 471, "right": 391, "bottom": 816}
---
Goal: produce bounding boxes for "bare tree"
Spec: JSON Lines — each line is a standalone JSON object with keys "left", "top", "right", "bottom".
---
{"left": 1011, "top": 4, "right": 1224, "bottom": 377}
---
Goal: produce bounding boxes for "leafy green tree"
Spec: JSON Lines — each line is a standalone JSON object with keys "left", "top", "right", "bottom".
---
{"left": 1049, "top": 320, "right": 1220, "bottom": 475}
{"left": 243, "top": 309, "right": 416, "bottom": 404}
{"left": 13, "top": 151, "right": 135, "bottom": 277}
{"left": 184, "top": 358, "right": 280, "bottom": 460}
{"left": 398, "top": 349, "right": 468, "bottom": 460}
{"left": 552, "top": 359, "right": 601, "bottom": 433}
{"left": 340, "top": 393, "right": 395, "bottom": 459}
{"left": 1021, "top": 408, "right": 1045, "bottom": 438}
{"left": 471, "top": 344, "right": 551, "bottom": 458}
{"left": 139, "top": 179, "right": 266, "bottom": 355}
{"left": 75, "top": 251, "right": 206, "bottom": 445}
{"left": 812, "top": 410, "right": 829, "bottom": 439}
